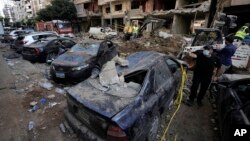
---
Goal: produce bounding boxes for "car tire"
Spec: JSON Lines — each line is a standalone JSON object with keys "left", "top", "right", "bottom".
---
{"left": 46, "top": 53, "right": 57, "bottom": 64}
{"left": 146, "top": 113, "right": 160, "bottom": 141}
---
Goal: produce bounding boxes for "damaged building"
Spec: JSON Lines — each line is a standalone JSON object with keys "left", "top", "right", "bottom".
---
{"left": 74, "top": 0, "right": 213, "bottom": 34}
{"left": 74, "top": 0, "right": 102, "bottom": 32}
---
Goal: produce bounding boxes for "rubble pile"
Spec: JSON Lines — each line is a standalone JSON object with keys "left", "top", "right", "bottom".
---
{"left": 115, "top": 35, "right": 187, "bottom": 56}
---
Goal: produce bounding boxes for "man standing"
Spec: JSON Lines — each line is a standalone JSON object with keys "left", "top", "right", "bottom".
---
{"left": 186, "top": 45, "right": 221, "bottom": 107}
{"left": 214, "top": 36, "right": 237, "bottom": 80}
{"left": 132, "top": 24, "right": 139, "bottom": 39}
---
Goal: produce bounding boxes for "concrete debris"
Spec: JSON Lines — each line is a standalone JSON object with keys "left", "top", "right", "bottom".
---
{"left": 127, "top": 82, "right": 141, "bottom": 92}
{"left": 28, "top": 121, "right": 35, "bottom": 131}
{"left": 59, "top": 123, "right": 66, "bottom": 133}
{"left": 47, "top": 94, "right": 55, "bottom": 99}
{"left": 30, "top": 101, "right": 38, "bottom": 106}
{"left": 159, "top": 31, "right": 173, "bottom": 39}
{"left": 55, "top": 88, "right": 66, "bottom": 95}
{"left": 112, "top": 55, "right": 129, "bottom": 67}
{"left": 48, "top": 102, "right": 59, "bottom": 108}
{"left": 7, "top": 62, "right": 14, "bottom": 67}
{"left": 99, "top": 61, "right": 120, "bottom": 86}
{"left": 152, "top": 1, "right": 210, "bottom": 16}
{"left": 39, "top": 79, "right": 53, "bottom": 90}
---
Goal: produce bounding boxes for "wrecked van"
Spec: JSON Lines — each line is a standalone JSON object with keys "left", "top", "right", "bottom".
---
{"left": 50, "top": 41, "right": 117, "bottom": 81}
{"left": 64, "top": 51, "right": 182, "bottom": 141}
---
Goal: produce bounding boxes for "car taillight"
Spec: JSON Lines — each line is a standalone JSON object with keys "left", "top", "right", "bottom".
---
{"left": 107, "top": 125, "right": 128, "bottom": 141}
{"left": 34, "top": 48, "right": 40, "bottom": 55}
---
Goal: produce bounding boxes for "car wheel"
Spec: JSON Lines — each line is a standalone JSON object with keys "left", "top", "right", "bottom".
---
{"left": 146, "top": 114, "right": 160, "bottom": 141}
{"left": 46, "top": 53, "right": 57, "bottom": 64}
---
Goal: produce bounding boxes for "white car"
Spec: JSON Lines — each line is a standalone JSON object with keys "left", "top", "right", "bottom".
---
{"left": 22, "top": 32, "right": 59, "bottom": 46}
{"left": 8, "top": 30, "right": 31, "bottom": 40}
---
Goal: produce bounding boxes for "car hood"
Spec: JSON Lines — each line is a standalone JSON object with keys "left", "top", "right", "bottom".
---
{"left": 67, "top": 79, "right": 136, "bottom": 118}
{"left": 52, "top": 52, "right": 93, "bottom": 67}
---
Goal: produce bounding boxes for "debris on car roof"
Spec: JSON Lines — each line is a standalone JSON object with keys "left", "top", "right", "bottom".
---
{"left": 99, "top": 60, "right": 121, "bottom": 86}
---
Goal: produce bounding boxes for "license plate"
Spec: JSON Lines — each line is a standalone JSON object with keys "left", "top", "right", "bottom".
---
{"left": 56, "top": 72, "right": 65, "bottom": 78}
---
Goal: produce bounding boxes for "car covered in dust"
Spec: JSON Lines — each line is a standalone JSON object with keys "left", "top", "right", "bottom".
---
{"left": 64, "top": 51, "right": 182, "bottom": 141}
{"left": 50, "top": 41, "right": 117, "bottom": 81}
{"left": 210, "top": 74, "right": 250, "bottom": 141}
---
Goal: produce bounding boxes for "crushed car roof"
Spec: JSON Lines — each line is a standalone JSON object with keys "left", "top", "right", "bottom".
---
{"left": 117, "top": 51, "right": 165, "bottom": 75}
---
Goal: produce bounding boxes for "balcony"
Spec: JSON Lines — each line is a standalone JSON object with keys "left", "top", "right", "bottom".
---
{"left": 129, "top": 8, "right": 145, "bottom": 18}
{"left": 77, "top": 9, "right": 101, "bottom": 17}
{"left": 74, "top": 0, "right": 91, "bottom": 4}
{"left": 98, "top": 0, "right": 118, "bottom": 6}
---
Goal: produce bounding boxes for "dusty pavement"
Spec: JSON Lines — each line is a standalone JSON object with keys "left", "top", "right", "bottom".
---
{"left": 0, "top": 44, "right": 77, "bottom": 141}
{"left": 0, "top": 38, "right": 217, "bottom": 141}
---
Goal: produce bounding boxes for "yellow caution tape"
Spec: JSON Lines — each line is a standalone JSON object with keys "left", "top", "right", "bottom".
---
{"left": 160, "top": 64, "right": 187, "bottom": 141}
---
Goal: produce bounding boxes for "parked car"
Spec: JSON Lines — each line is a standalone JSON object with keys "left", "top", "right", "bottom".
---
{"left": 211, "top": 74, "right": 250, "bottom": 141}
{"left": 50, "top": 40, "right": 117, "bottom": 81}
{"left": 12, "top": 32, "right": 59, "bottom": 53}
{"left": 4, "top": 30, "right": 33, "bottom": 43}
{"left": 64, "top": 51, "right": 182, "bottom": 141}
{"left": 22, "top": 37, "right": 76, "bottom": 63}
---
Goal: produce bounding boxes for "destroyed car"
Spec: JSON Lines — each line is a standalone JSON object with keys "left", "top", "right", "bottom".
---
{"left": 22, "top": 37, "right": 75, "bottom": 63}
{"left": 50, "top": 41, "right": 117, "bottom": 81}
{"left": 89, "top": 27, "right": 117, "bottom": 40}
{"left": 211, "top": 74, "right": 250, "bottom": 141}
{"left": 64, "top": 51, "right": 182, "bottom": 141}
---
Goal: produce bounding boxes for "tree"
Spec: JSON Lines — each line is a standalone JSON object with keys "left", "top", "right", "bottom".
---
{"left": 37, "top": 0, "right": 77, "bottom": 22}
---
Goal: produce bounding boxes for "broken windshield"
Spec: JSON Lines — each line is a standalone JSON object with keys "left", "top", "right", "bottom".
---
{"left": 70, "top": 43, "right": 100, "bottom": 56}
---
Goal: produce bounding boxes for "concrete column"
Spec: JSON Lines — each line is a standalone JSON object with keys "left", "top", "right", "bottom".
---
{"left": 175, "top": 0, "right": 188, "bottom": 9}
{"left": 172, "top": 14, "right": 191, "bottom": 34}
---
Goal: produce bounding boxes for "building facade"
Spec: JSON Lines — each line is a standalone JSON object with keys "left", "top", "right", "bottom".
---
{"left": 3, "top": 4, "right": 15, "bottom": 24}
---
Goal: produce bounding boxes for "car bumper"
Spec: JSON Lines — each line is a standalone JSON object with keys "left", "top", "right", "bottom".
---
{"left": 50, "top": 67, "right": 91, "bottom": 80}
{"left": 64, "top": 108, "right": 105, "bottom": 141}
{"left": 22, "top": 53, "right": 41, "bottom": 62}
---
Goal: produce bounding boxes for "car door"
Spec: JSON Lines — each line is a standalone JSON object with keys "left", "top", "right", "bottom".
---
{"left": 165, "top": 58, "right": 182, "bottom": 95}
{"left": 45, "top": 40, "right": 60, "bottom": 54}
{"left": 154, "top": 59, "right": 175, "bottom": 109}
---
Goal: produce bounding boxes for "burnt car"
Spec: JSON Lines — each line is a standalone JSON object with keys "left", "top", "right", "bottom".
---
{"left": 50, "top": 41, "right": 117, "bottom": 81}
{"left": 64, "top": 51, "right": 182, "bottom": 141}
{"left": 22, "top": 37, "right": 75, "bottom": 63}
{"left": 211, "top": 74, "right": 250, "bottom": 141}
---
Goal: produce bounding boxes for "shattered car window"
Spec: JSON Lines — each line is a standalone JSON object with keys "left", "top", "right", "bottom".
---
{"left": 154, "top": 60, "right": 171, "bottom": 90}
{"left": 193, "top": 31, "right": 220, "bottom": 46}
{"left": 70, "top": 43, "right": 100, "bottom": 56}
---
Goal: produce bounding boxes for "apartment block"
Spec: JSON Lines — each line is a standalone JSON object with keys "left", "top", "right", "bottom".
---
{"left": 3, "top": 4, "right": 15, "bottom": 23}
{"left": 74, "top": 0, "right": 101, "bottom": 32}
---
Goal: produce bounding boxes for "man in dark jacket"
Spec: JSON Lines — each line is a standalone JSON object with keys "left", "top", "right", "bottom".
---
{"left": 186, "top": 45, "right": 221, "bottom": 107}
{"left": 214, "top": 36, "right": 236, "bottom": 80}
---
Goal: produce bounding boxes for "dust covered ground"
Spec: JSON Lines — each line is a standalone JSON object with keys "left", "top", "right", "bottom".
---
{"left": 0, "top": 35, "right": 219, "bottom": 141}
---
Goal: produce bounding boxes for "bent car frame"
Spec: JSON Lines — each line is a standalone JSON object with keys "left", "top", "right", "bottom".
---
{"left": 64, "top": 51, "right": 182, "bottom": 141}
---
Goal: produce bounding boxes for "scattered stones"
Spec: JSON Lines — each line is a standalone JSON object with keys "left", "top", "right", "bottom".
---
{"left": 59, "top": 123, "right": 66, "bottom": 133}
{"left": 55, "top": 88, "right": 66, "bottom": 95}
{"left": 30, "top": 101, "right": 38, "bottom": 106}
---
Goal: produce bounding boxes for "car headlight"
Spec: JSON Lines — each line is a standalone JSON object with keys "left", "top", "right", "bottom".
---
{"left": 72, "top": 64, "right": 89, "bottom": 71}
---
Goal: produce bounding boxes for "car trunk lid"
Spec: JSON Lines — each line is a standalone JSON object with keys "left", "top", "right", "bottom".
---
{"left": 67, "top": 79, "right": 137, "bottom": 138}
{"left": 52, "top": 52, "right": 92, "bottom": 67}
{"left": 67, "top": 79, "right": 135, "bottom": 118}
